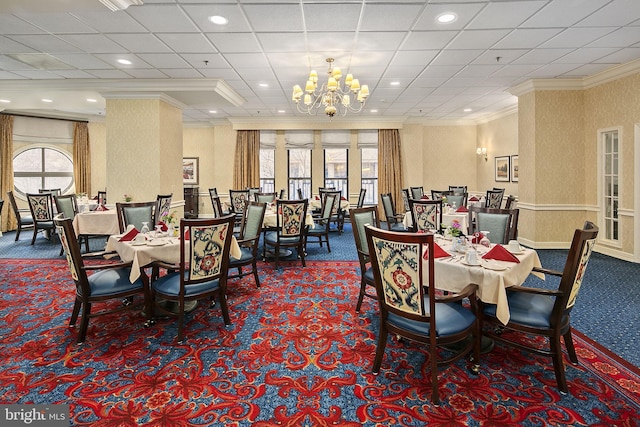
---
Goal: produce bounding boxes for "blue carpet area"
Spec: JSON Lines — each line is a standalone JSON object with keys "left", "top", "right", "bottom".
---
{"left": 1, "top": 224, "right": 638, "bottom": 367}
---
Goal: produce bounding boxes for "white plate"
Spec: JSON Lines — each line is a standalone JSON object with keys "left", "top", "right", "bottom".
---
{"left": 502, "top": 245, "right": 524, "bottom": 255}
{"left": 482, "top": 260, "right": 508, "bottom": 271}
{"left": 130, "top": 240, "right": 146, "bottom": 246}
{"left": 147, "top": 239, "right": 167, "bottom": 246}
{"left": 460, "top": 260, "right": 482, "bottom": 266}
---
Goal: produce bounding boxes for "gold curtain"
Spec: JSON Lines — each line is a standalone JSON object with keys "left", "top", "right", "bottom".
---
{"left": 378, "top": 129, "right": 404, "bottom": 218}
{"left": 73, "top": 122, "right": 91, "bottom": 196}
{"left": 233, "top": 130, "right": 261, "bottom": 190}
{"left": 0, "top": 114, "right": 16, "bottom": 232}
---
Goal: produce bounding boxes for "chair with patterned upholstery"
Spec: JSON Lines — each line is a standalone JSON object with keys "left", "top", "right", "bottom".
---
{"left": 7, "top": 191, "right": 34, "bottom": 241}
{"left": 349, "top": 205, "right": 380, "bottom": 312}
{"left": 480, "top": 222, "right": 599, "bottom": 393}
{"left": 155, "top": 193, "right": 173, "bottom": 226}
{"left": 263, "top": 199, "right": 309, "bottom": 269}
{"left": 26, "top": 192, "right": 57, "bottom": 246}
{"left": 247, "top": 187, "right": 261, "bottom": 201}
{"left": 485, "top": 189, "right": 505, "bottom": 209}
{"left": 380, "top": 192, "right": 406, "bottom": 232}
{"left": 115, "top": 201, "right": 155, "bottom": 233}
{"left": 229, "top": 189, "right": 250, "bottom": 228}
{"left": 430, "top": 189, "right": 451, "bottom": 201}
{"left": 408, "top": 198, "right": 443, "bottom": 233}
{"left": 401, "top": 188, "right": 411, "bottom": 212}
{"left": 148, "top": 214, "right": 236, "bottom": 342}
{"left": 320, "top": 189, "right": 344, "bottom": 233}
{"left": 39, "top": 188, "right": 62, "bottom": 197}
{"left": 468, "top": 206, "right": 519, "bottom": 244}
{"left": 55, "top": 215, "right": 146, "bottom": 344}
{"left": 365, "top": 225, "right": 480, "bottom": 405}
{"left": 305, "top": 192, "right": 337, "bottom": 253}
{"left": 227, "top": 202, "right": 266, "bottom": 288}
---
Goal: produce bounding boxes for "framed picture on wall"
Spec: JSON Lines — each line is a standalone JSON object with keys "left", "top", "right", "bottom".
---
{"left": 183, "top": 157, "right": 199, "bottom": 185}
{"left": 495, "top": 156, "right": 510, "bottom": 182}
{"left": 511, "top": 155, "right": 519, "bottom": 182}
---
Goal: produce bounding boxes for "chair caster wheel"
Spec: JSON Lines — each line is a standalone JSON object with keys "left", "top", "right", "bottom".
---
{"left": 144, "top": 319, "right": 155, "bottom": 328}
{"left": 493, "top": 326, "right": 504, "bottom": 335}
{"left": 469, "top": 364, "right": 480, "bottom": 375}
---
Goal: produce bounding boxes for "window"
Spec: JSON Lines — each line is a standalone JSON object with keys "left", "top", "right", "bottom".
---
{"left": 13, "top": 146, "right": 73, "bottom": 197}
{"left": 324, "top": 148, "right": 348, "bottom": 196}
{"left": 288, "top": 149, "right": 311, "bottom": 199}
{"left": 260, "top": 130, "right": 276, "bottom": 193}
{"left": 361, "top": 148, "right": 378, "bottom": 205}
{"left": 601, "top": 129, "right": 619, "bottom": 242}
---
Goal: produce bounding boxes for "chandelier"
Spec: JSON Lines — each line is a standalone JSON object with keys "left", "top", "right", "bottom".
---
{"left": 292, "top": 58, "right": 370, "bottom": 118}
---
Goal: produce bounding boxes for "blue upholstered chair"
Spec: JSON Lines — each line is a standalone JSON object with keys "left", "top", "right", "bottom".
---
{"left": 263, "top": 199, "right": 309, "bottom": 269}
{"left": 380, "top": 192, "right": 406, "bottom": 232}
{"left": 227, "top": 201, "right": 266, "bottom": 287}
{"left": 409, "top": 186, "right": 424, "bottom": 199}
{"left": 305, "top": 192, "right": 337, "bottom": 253}
{"left": 349, "top": 206, "right": 379, "bottom": 312}
{"left": 7, "top": 191, "right": 34, "bottom": 242}
{"left": 468, "top": 206, "right": 519, "bottom": 244}
{"left": 480, "top": 222, "right": 599, "bottom": 393}
{"left": 115, "top": 201, "right": 155, "bottom": 233}
{"left": 55, "top": 215, "right": 146, "bottom": 344}
{"left": 365, "top": 225, "right": 480, "bottom": 405}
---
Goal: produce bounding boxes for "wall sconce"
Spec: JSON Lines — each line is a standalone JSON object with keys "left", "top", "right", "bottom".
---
{"left": 476, "top": 147, "right": 487, "bottom": 161}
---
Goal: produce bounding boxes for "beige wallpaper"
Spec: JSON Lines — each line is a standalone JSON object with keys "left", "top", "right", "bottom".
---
{"left": 476, "top": 112, "right": 518, "bottom": 196}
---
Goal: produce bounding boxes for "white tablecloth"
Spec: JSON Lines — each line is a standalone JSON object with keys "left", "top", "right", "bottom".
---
{"left": 402, "top": 210, "right": 469, "bottom": 233}
{"left": 73, "top": 210, "right": 120, "bottom": 236}
{"left": 106, "top": 234, "right": 241, "bottom": 283}
{"left": 263, "top": 210, "right": 315, "bottom": 228}
{"left": 309, "top": 197, "right": 350, "bottom": 211}
{"left": 427, "top": 238, "right": 542, "bottom": 325}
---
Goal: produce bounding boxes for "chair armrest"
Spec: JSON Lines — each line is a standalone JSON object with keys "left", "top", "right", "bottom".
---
{"left": 532, "top": 266, "right": 562, "bottom": 277}
{"left": 507, "top": 285, "right": 562, "bottom": 297}
{"left": 435, "top": 283, "right": 477, "bottom": 303}
{"left": 152, "top": 260, "right": 180, "bottom": 270}
{"left": 82, "top": 260, "right": 133, "bottom": 271}
{"left": 236, "top": 236, "right": 258, "bottom": 248}
{"left": 81, "top": 250, "right": 118, "bottom": 259}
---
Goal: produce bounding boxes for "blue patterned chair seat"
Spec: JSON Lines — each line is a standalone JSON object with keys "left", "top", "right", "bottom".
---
{"left": 388, "top": 301, "right": 476, "bottom": 336}
{"left": 88, "top": 268, "right": 144, "bottom": 296}
{"left": 229, "top": 247, "right": 254, "bottom": 265}
{"left": 153, "top": 271, "right": 220, "bottom": 297}
{"left": 264, "top": 231, "right": 300, "bottom": 245}
{"left": 483, "top": 290, "right": 564, "bottom": 329}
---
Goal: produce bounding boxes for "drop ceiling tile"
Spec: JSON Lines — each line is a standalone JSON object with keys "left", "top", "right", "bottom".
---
{"left": 553, "top": 47, "right": 618, "bottom": 64}
{"left": 525, "top": 63, "right": 581, "bottom": 78}
{"left": 9, "top": 70, "right": 64, "bottom": 79}
{"left": 393, "top": 50, "right": 439, "bottom": 66}
{"left": 420, "top": 65, "right": 465, "bottom": 78}
{"left": 223, "top": 53, "right": 270, "bottom": 69}
{"left": 0, "top": 36, "right": 36, "bottom": 54}
{"left": 401, "top": 31, "right": 458, "bottom": 50}
{"left": 181, "top": 53, "right": 228, "bottom": 69}
{"left": 541, "top": 27, "right": 616, "bottom": 48}
{"left": 0, "top": 15, "right": 46, "bottom": 34}
{"left": 356, "top": 32, "right": 407, "bottom": 51}
{"left": 13, "top": 12, "right": 97, "bottom": 34}
{"left": 126, "top": 4, "right": 201, "bottom": 33}
{"left": 199, "top": 68, "right": 241, "bottom": 80}
{"left": 51, "top": 69, "right": 96, "bottom": 78}
{"left": 467, "top": 1, "right": 547, "bottom": 29}
{"left": 594, "top": 47, "right": 640, "bottom": 63}
{"left": 156, "top": 34, "right": 217, "bottom": 53}
{"left": 207, "top": 33, "right": 261, "bottom": 53}
{"left": 430, "top": 50, "right": 484, "bottom": 66}
{"left": 71, "top": 10, "right": 149, "bottom": 33}
{"left": 472, "top": 49, "right": 529, "bottom": 64}
{"left": 0, "top": 70, "right": 25, "bottom": 79}
{"left": 576, "top": 0, "right": 640, "bottom": 27}
{"left": 161, "top": 68, "right": 203, "bottom": 78}
{"left": 86, "top": 69, "right": 132, "bottom": 78}
{"left": 414, "top": 3, "right": 486, "bottom": 31}
{"left": 456, "top": 64, "right": 503, "bottom": 78}
{"left": 257, "top": 33, "right": 306, "bottom": 52}
{"left": 93, "top": 53, "right": 154, "bottom": 69}
{"left": 182, "top": 4, "right": 252, "bottom": 33}
{"left": 513, "top": 48, "right": 573, "bottom": 65}
{"left": 495, "top": 28, "right": 567, "bottom": 49}
{"left": 521, "top": 0, "right": 606, "bottom": 27}
{"left": 491, "top": 64, "right": 544, "bottom": 77}
{"left": 54, "top": 54, "right": 113, "bottom": 69}
{"left": 107, "top": 34, "right": 171, "bottom": 53}
{"left": 587, "top": 27, "right": 640, "bottom": 48}
{"left": 242, "top": 4, "right": 303, "bottom": 32}
{"left": 561, "top": 63, "right": 614, "bottom": 76}
{"left": 306, "top": 32, "right": 357, "bottom": 53}
{"left": 382, "top": 65, "right": 429, "bottom": 79}
{"left": 8, "top": 35, "right": 83, "bottom": 53}
{"left": 302, "top": 3, "right": 362, "bottom": 32}
{"left": 137, "top": 53, "right": 191, "bottom": 68}
{"left": 360, "top": 3, "right": 426, "bottom": 31}
{"left": 59, "top": 34, "right": 128, "bottom": 53}
{"left": 447, "top": 29, "right": 511, "bottom": 50}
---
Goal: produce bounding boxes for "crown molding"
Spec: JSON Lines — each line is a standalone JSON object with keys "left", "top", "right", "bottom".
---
{"left": 475, "top": 104, "right": 519, "bottom": 125}
{"left": 227, "top": 116, "right": 406, "bottom": 130}
{"left": 509, "top": 59, "right": 640, "bottom": 97}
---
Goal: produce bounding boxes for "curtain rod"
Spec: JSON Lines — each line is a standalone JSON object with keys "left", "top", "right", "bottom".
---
{"left": 0, "top": 112, "right": 88, "bottom": 124}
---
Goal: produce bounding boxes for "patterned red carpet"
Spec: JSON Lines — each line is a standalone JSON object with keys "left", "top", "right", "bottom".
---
{"left": 1, "top": 259, "right": 638, "bottom": 426}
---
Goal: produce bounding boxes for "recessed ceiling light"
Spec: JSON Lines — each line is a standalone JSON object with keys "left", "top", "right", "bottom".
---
{"left": 87, "top": 98, "right": 97, "bottom": 103}
{"left": 390, "top": 81, "right": 400, "bottom": 86}
{"left": 370, "top": 109, "right": 378, "bottom": 113}
{"left": 117, "top": 59, "right": 132, "bottom": 65}
{"left": 278, "top": 110, "right": 285, "bottom": 113}
{"left": 42, "top": 99, "right": 53, "bottom": 103}
{"left": 464, "top": 108, "right": 472, "bottom": 112}
{"left": 259, "top": 83, "right": 269, "bottom": 88}
{"left": 209, "top": 15, "right": 228, "bottom": 25}
{"left": 0, "top": 99, "right": 10, "bottom": 103}
{"left": 437, "top": 12, "right": 457, "bottom": 24}
{"left": 209, "top": 110, "right": 217, "bottom": 114}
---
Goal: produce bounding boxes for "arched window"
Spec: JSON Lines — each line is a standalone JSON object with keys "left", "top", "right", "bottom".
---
{"left": 13, "top": 146, "right": 74, "bottom": 197}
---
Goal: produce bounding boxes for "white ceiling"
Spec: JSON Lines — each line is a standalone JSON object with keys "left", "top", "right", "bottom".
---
{"left": 0, "top": 0, "right": 639, "bottom": 124}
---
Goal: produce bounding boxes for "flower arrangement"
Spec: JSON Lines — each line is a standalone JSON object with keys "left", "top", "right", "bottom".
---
{"left": 441, "top": 195, "right": 448, "bottom": 205}
{"left": 161, "top": 210, "right": 178, "bottom": 226}
{"left": 123, "top": 194, "right": 133, "bottom": 202}
{"left": 442, "top": 219, "right": 464, "bottom": 238}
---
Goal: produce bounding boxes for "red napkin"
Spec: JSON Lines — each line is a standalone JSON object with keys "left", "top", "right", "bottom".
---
{"left": 95, "top": 204, "right": 108, "bottom": 211}
{"left": 119, "top": 228, "right": 139, "bottom": 242}
{"left": 158, "top": 221, "right": 168, "bottom": 232}
{"left": 456, "top": 206, "right": 468, "bottom": 212}
{"left": 482, "top": 244, "right": 520, "bottom": 263}
{"left": 341, "top": 196, "right": 347, "bottom": 201}
{"left": 471, "top": 232, "right": 484, "bottom": 244}
{"left": 423, "top": 242, "right": 451, "bottom": 259}
{"left": 469, "top": 196, "right": 479, "bottom": 202}
{"left": 315, "top": 195, "right": 320, "bottom": 200}
{"left": 421, "top": 195, "right": 430, "bottom": 200}
{"left": 184, "top": 229, "right": 190, "bottom": 240}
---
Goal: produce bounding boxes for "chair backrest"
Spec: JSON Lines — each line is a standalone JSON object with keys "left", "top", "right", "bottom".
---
{"left": 366, "top": 225, "right": 434, "bottom": 320}
{"left": 380, "top": 193, "right": 398, "bottom": 222}
{"left": 485, "top": 189, "right": 504, "bottom": 209}
{"left": 468, "top": 206, "right": 519, "bottom": 244}
{"left": 357, "top": 188, "right": 367, "bottom": 208}
{"left": 276, "top": 199, "right": 308, "bottom": 239}
{"left": 97, "top": 190, "right": 107, "bottom": 205}
{"left": 504, "top": 195, "right": 516, "bottom": 210}
{"left": 554, "top": 221, "right": 599, "bottom": 315}
{"left": 116, "top": 201, "right": 155, "bottom": 232}
{"left": 408, "top": 199, "right": 443, "bottom": 232}
{"left": 318, "top": 192, "right": 337, "bottom": 223}
{"left": 256, "top": 192, "right": 277, "bottom": 204}
{"left": 401, "top": 188, "right": 411, "bottom": 212}
{"left": 210, "top": 195, "right": 224, "bottom": 218}
{"left": 229, "top": 189, "right": 250, "bottom": 214}
{"left": 449, "top": 185, "right": 467, "bottom": 195}
{"left": 55, "top": 214, "right": 90, "bottom": 292}
{"left": 349, "top": 205, "right": 380, "bottom": 260}
{"left": 247, "top": 187, "right": 261, "bottom": 201}
{"left": 279, "top": 188, "right": 286, "bottom": 200}
{"left": 409, "top": 186, "right": 424, "bottom": 199}
{"left": 39, "top": 188, "right": 61, "bottom": 196}
{"left": 7, "top": 190, "right": 25, "bottom": 221}
{"left": 446, "top": 193, "right": 468, "bottom": 208}
{"left": 431, "top": 189, "right": 451, "bottom": 201}
{"left": 179, "top": 215, "right": 235, "bottom": 285}
{"left": 155, "top": 193, "right": 173, "bottom": 225}
{"left": 320, "top": 189, "right": 341, "bottom": 216}
{"left": 238, "top": 201, "right": 267, "bottom": 242}
{"left": 27, "top": 192, "right": 54, "bottom": 222}
{"left": 297, "top": 188, "right": 304, "bottom": 200}
{"left": 208, "top": 187, "right": 218, "bottom": 198}
{"left": 54, "top": 194, "right": 78, "bottom": 220}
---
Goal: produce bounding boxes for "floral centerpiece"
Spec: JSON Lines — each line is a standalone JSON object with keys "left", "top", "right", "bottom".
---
{"left": 161, "top": 210, "right": 179, "bottom": 236}
{"left": 442, "top": 219, "right": 464, "bottom": 239}
{"left": 123, "top": 194, "right": 133, "bottom": 202}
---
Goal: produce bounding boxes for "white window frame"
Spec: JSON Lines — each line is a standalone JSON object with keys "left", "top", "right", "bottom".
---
{"left": 13, "top": 144, "right": 74, "bottom": 199}
{"left": 597, "top": 127, "right": 622, "bottom": 247}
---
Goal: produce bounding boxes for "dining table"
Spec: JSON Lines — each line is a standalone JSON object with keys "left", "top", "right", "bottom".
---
{"left": 428, "top": 235, "right": 543, "bottom": 325}
{"left": 262, "top": 205, "right": 315, "bottom": 229}
{"left": 106, "top": 232, "right": 241, "bottom": 283}
{"left": 308, "top": 196, "right": 350, "bottom": 212}
{"left": 403, "top": 209, "right": 470, "bottom": 233}
{"left": 73, "top": 209, "right": 120, "bottom": 237}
